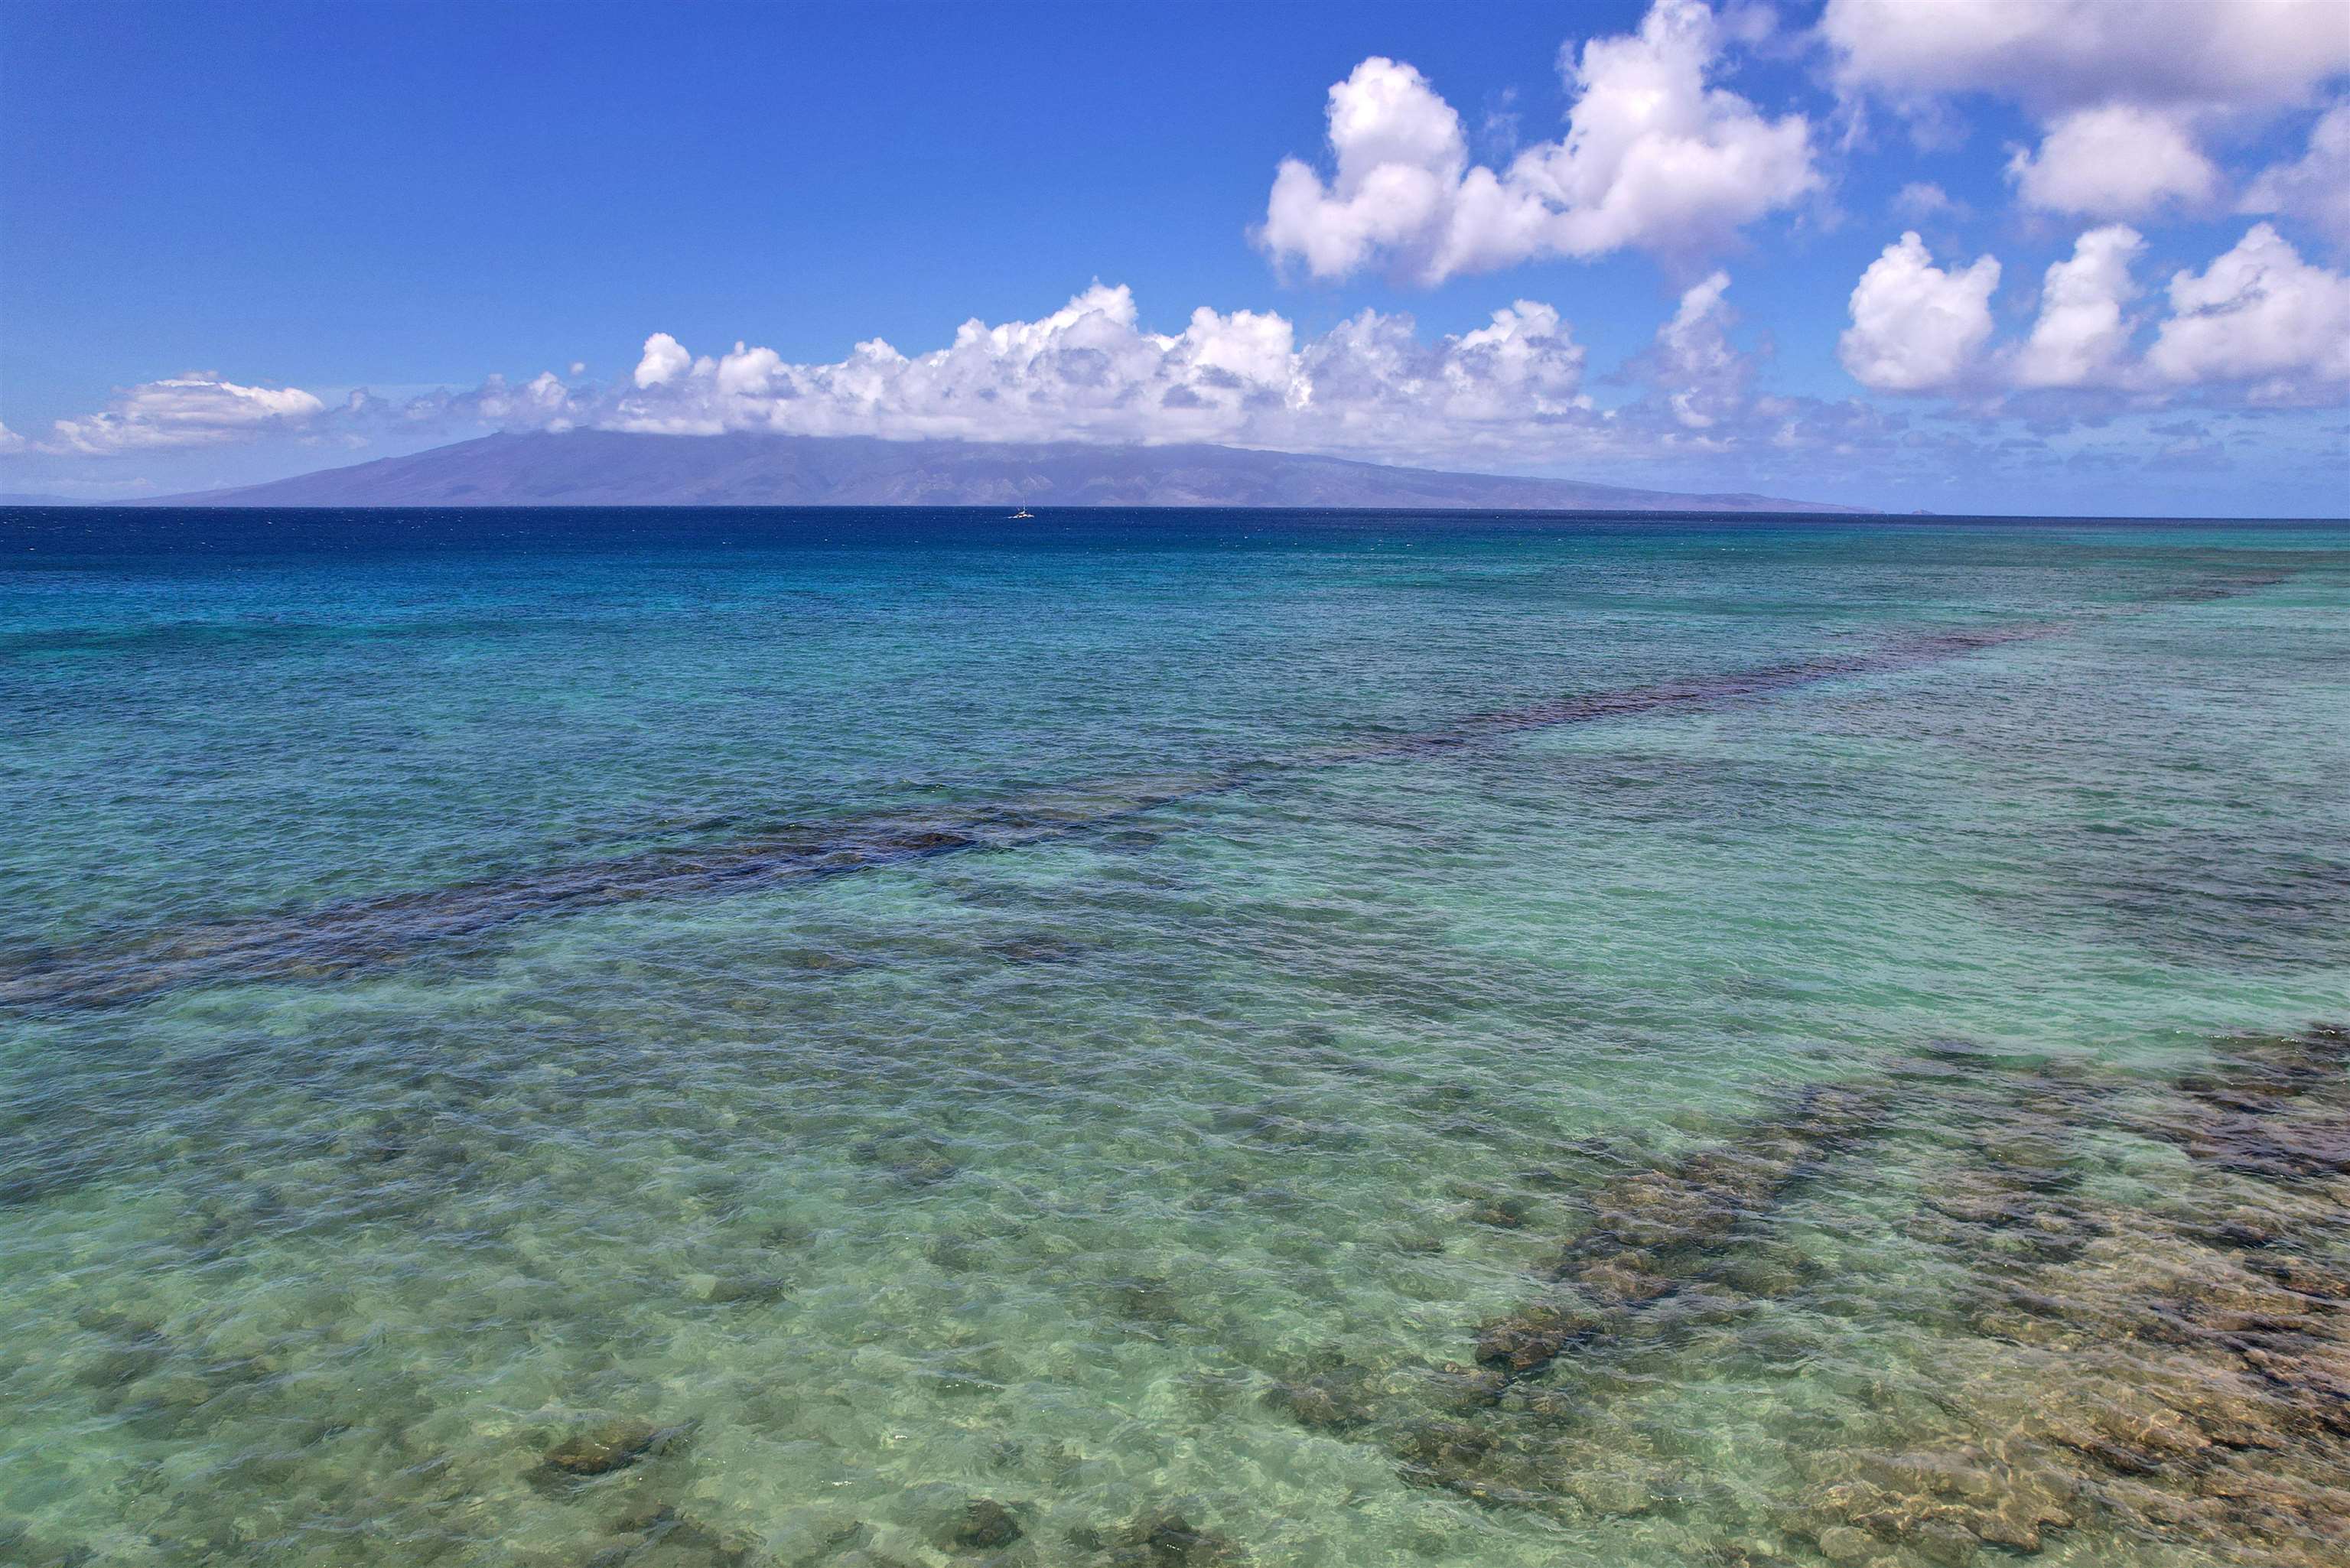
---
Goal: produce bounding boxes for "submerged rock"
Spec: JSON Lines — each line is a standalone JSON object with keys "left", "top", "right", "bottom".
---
{"left": 1105, "top": 1274, "right": 1189, "bottom": 1329}
{"left": 1798, "top": 1441, "right": 2078, "bottom": 1558}
{"left": 1080, "top": 1509, "right": 1246, "bottom": 1566}
{"left": 1263, "top": 1371, "right": 1374, "bottom": 1432}
{"left": 73, "top": 1332, "right": 169, "bottom": 1390}
{"left": 854, "top": 1133, "right": 963, "bottom": 1189}
{"left": 939, "top": 1497, "right": 1024, "bottom": 1552}
{"left": 534, "top": 1417, "right": 693, "bottom": 1482}
{"left": 0, "top": 1518, "right": 90, "bottom": 1568}
{"left": 1472, "top": 1300, "right": 1604, "bottom": 1375}
{"left": 1393, "top": 1417, "right": 1499, "bottom": 1495}
{"left": 1812, "top": 1524, "right": 1876, "bottom": 1562}
{"left": 1460, "top": 1194, "right": 1531, "bottom": 1229}
{"left": 595, "top": 1502, "right": 753, "bottom": 1566}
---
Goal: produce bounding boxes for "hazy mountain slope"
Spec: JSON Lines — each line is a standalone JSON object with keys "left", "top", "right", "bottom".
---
{"left": 158, "top": 431, "right": 1865, "bottom": 512}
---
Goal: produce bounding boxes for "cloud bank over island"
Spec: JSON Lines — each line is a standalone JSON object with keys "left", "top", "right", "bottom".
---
{"left": 10, "top": 0, "right": 2347, "bottom": 511}
{"left": 43, "top": 378, "right": 327, "bottom": 457}
{"left": 34, "top": 290, "right": 1604, "bottom": 468}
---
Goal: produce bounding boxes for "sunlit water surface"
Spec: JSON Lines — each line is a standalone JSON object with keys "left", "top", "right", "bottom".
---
{"left": 2, "top": 509, "right": 2346, "bottom": 1568}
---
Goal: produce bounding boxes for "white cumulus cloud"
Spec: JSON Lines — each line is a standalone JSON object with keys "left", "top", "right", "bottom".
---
{"left": 46, "top": 375, "right": 325, "bottom": 455}
{"left": 2145, "top": 222, "right": 2350, "bottom": 395}
{"left": 1258, "top": 0, "right": 1816, "bottom": 285}
{"left": 1827, "top": 0, "right": 2350, "bottom": 225}
{"left": 1838, "top": 232, "right": 2000, "bottom": 392}
{"left": 2010, "top": 225, "right": 2146, "bottom": 389}
{"left": 463, "top": 369, "right": 595, "bottom": 431}
{"left": 2007, "top": 106, "right": 2221, "bottom": 219}
{"left": 633, "top": 332, "right": 692, "bottom": 389}
{"left": 2243, "top": 104, "right": 2350, "bottom": 247}
{"left": 1839, "top": 220, "right": 2350, "bottom": 403}
{"left": 1649, "top": 270, "right": 1748, "bottom": 429}
{"left": 1260, "top": 57, "right": 1471, "bottom": 283}
{"left": 0, "top": 420, "right": 24, "bottom": 455}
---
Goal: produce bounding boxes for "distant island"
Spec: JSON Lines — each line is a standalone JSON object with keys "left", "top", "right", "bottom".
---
{"left": 139, "top": 431, "right": 1867, "bottom": 512}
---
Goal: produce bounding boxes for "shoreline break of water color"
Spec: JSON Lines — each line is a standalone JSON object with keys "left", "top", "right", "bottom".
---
{"left": 3, "top": 507, "right": 2346, "bottom": 1568}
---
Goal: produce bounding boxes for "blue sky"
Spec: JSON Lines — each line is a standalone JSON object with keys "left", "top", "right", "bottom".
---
{"left": 3, "top": 0, "right": 2346, "bottom": 514}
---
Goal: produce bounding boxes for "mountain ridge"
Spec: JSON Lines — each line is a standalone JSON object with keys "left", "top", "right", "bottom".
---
{"left": 145, "top": 431, "right": 1867, "bottom": 513}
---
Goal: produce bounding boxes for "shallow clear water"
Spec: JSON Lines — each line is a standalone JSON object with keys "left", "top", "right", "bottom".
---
{"left": 2, "top": 508, "right": 2346, "bottom": 1568}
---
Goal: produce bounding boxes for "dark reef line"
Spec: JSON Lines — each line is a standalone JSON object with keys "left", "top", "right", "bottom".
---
{"left": 0, "top": 576, "right": 2283, "bottom": 1012}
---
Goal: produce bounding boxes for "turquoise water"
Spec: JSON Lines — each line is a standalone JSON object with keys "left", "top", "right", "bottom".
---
{"left": 2, "top": 508, "right": 2346, "bottom": 1567}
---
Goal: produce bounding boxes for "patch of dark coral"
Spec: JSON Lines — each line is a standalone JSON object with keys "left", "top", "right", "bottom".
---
{"left": 852, "top": 1131, "right": 964, "bottom": 1189}
{"left": 591, "top": 1502, "right": 756, "bottom": 1568}
{"left": 1470, "top": 1082, "right": 1892, "bottom": 1386}
{"left": 2131, "top": 1023, "right": 2350, "bottom": 1181}
{"left": 1897, "top": 1061, "right": 2116, "bottom": 1283}
{"left": 529, "top": 1418, "right": 697, "bottom": 1495}
{"left": 1279, "top": 1025, "right": 2349, "bottom": 1565}
{"left": 1069, "top": 1508, "right": 1247, "bottom": 1567}
{"left": 1791, "top": 1022, "right": 2350, "bottom": 1566}
{"left": 1261, "top": 1378, "right": 1370, "bottom": 1433}
{"left": 936, "top": 1497, "right": 1024, "bottom": 1552}
{"left": 1253, "top": 1082, "right": 1897, "bottom": 1528}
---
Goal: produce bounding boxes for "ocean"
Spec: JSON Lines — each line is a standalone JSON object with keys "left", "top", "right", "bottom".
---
{"left": 2, "top": 506, "right": 2346, "bottom": 1567}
